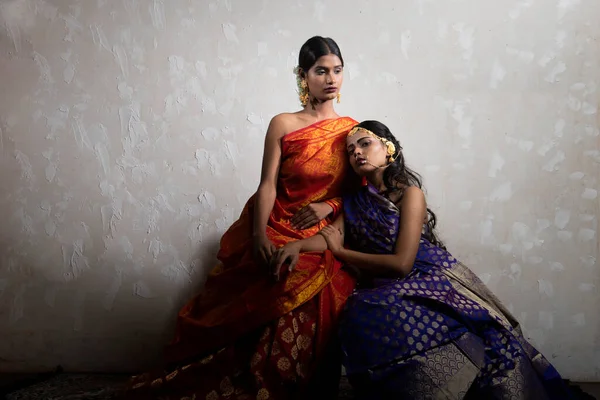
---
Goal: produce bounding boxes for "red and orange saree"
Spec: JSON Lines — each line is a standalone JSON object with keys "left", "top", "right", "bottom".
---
{"left": 126, "top": 117, "right": 358, "bottom": 399}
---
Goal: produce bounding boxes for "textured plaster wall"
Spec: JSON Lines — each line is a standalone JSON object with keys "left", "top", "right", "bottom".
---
{"left": 0, "top": 0, "right": 598, "bottom": 380}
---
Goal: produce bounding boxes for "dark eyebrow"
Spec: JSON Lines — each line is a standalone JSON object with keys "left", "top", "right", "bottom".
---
{"left": 314, "top": 65, "right": 344, "bottom": 70}
{"left": 346, "top": 137, "right": 370, "bottom": 149}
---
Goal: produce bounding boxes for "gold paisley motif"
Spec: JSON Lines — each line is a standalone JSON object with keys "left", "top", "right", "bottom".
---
{"left": 277, "top": 357, "right": 291, "bottom": 371}
{"left": 257, "top": 388, "right": 270, "bottom": 400}
{"left": 205, "top": 390, "right": 219, "bottom": 400}
{"left": 281, "top": 328, "right": 294, "bottom": 344}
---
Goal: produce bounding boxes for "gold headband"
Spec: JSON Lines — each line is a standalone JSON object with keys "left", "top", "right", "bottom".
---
{"left": 347, "top": 126, "right": 397, "bottom": 162}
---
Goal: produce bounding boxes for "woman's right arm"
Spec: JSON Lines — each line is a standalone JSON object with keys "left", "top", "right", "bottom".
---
{"left": 253, "top": 115, "right": 287, "bottom": 265}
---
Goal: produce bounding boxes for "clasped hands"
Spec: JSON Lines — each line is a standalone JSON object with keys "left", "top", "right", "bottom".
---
{"left": 268, "top": 225, "right": 343, "bottom": 281}
{"left": 254, "top": 203, "right": 343, "bottom": 281}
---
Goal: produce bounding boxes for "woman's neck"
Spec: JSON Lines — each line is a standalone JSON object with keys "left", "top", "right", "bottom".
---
{"left": 302, "top": 99, "right": 339, "bottom": 121}
{"left": 365, "top": 170, "right": 387, "bottom": 192}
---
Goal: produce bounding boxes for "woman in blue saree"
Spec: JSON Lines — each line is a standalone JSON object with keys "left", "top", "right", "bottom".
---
{"left": 270, "top": 120, "right": 574, "bottom": 399}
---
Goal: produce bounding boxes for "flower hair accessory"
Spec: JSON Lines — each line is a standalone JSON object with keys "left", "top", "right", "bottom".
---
{"left": 293, "top": 66, "right": 309, "bottom": 106}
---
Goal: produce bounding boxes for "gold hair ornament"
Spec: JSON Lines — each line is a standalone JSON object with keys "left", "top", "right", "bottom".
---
{"left": 293, "top": 66, "right": 310, "bottom": 106}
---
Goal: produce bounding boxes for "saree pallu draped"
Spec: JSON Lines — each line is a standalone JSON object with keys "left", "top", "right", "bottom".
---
{"left": 339, "top": 184, "right": 574, "bottom": 400}
{"left": 125, "top": 117, "right": 358, "bottom": 400}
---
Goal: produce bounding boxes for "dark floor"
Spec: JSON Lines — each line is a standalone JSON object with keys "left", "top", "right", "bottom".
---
{"left": 1, "top": 372, "right": 599, "bottom": 399}
{"left": 578, "top": 384, "right": 600, "bottom": 400}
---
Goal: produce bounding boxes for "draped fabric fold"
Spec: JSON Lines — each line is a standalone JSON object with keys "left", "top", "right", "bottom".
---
{"left": 125, "top": 117, "right": 358, "bottom": 399}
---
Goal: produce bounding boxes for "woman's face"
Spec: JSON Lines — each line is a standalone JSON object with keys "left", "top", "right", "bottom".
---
{"left": 304, "top": 54, "right": 343, "bottom": 102}
{"left": 346, "top": 130, "right": 388, "bottom": 175}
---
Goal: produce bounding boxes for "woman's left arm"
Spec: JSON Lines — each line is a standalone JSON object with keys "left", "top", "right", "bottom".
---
{"left": 321, "top": 187, "right": 426, "bottom": 278}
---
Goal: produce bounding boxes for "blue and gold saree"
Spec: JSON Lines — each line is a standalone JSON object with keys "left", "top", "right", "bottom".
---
{"left": 340, "top": 183, "right": 573, "bottom": 399}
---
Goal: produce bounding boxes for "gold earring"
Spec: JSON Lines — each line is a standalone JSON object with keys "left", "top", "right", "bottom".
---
{"left": 336, "top": 93, "right": 341, "bottom": 103}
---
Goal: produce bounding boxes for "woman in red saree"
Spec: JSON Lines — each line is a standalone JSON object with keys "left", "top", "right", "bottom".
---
{"left": 125, "top": 36, "right": 358, "bottom": 399}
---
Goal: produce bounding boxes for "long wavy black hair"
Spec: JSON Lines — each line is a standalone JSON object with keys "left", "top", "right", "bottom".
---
{"left": 353, "top": 120, "right": 446, "bottom": 249}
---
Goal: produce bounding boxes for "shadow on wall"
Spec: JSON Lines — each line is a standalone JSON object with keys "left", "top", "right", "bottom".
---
{"left": 0, "top": 236, "right": 222, "bottom": 374}
{"left": 122, "top": 238, "right": 223, "bottom": 372}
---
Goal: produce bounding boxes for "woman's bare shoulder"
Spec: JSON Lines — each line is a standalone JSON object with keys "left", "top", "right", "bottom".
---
{"left": 269, "top": 112, "right": 315, "bottom": 136}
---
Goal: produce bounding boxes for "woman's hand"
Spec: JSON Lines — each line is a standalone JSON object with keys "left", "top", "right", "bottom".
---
{"left": 291, "top": 202, "right": 333, "bottom": 230}
{"left": 319, "top": 225, "right": 344, "bottom": 255}
{"left": 269, "top": 242, "right": 302, "bottom": 281}
{"left": 253, "top": 234, "right": 276, "bottom": 267}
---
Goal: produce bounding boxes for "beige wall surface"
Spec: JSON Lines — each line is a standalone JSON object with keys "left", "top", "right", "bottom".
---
{"left": 0, "top": 0, "right": 598, "bottom": 380}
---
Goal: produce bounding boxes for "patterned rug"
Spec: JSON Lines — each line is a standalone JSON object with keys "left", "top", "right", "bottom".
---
{"left": 5, "top": 374, "right": 126, "bottom": 400}
{"left": 4, "top": 373, "right": 356, "bottom": 400}
{"left": 4, "top": 373, "right": 596, "bottom": 399}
